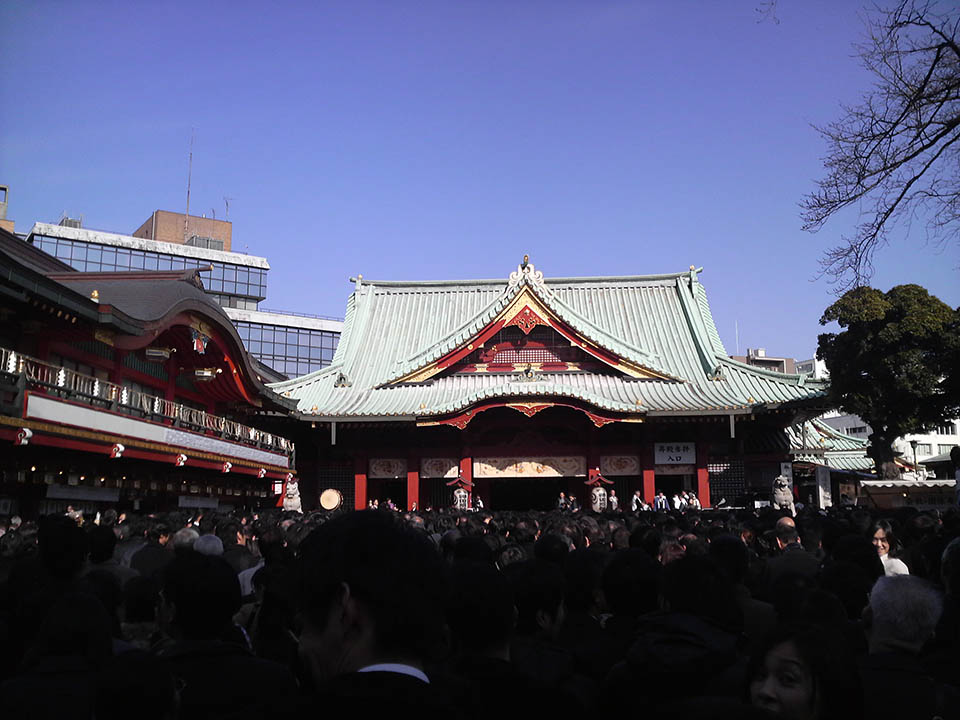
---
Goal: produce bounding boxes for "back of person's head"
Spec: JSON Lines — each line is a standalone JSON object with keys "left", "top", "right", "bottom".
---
{"left": 170, "top": 527, "right": 199, "bottom": 554}
{"left": 39, "top": 514, "right": 88, "bottom": 579}
{"left": 198, "top": 513, "right": 217, "bottom": 536}
{"left": 100, "top": 508, "right": 118, "bottom": 528}
{"left": 447, "top": 561, "right": 515, "bottom": 656}
{"left": 298, "top": 510, "right": 447, "bottom": 663}
{"left": 831, "top": 534, "right": 883, "bottom": 583}
{"left": 88, "top": 525, "right": 118, "bottom": 564}
{"left": 509, "top": 518, "right": 538, "bottom": 545}
{"left": 496, "top": 542, "right": 528, "bottom": 568}
{"left": 603, "top": 548, "right": 661, "bottom": 617}
{"left": 144, "top": 520, "right": 170, "bottom": 544}
{"left": 162, "top": 552, "right": 240, "bottom": 640}
{"left": 662, "top": 555, "right": 741, "bottom": 629}
{"left": 612, "top": 527, "right": 631, "bottom": 550}
{"left": 453, "top": 535, "right": 494, "bottom": 564}
{"left": 215, "top": 519, "right": 241, "bottom": 547}
{"left": 95, "top": 653, "right": 178, "bottom": 720}
{"left": 124, "top": 575, "right": 160, "bottom": 623}
{"left": 562, "top": 549, "right": 605, "bottom": 615}
{"left": 257, "top": 525, "right": 287, "bottom": 565}
{"left": 503, "top": 559, "right": 565, "bottom": 636}
{"left": 819, "top": 561, "right": 873, "bottom": 621}
{"left": 193, "top": 533, "right": 224, "bottom": 556}
{"left": 941, "top": 537, "right": 960, "bottom": 597}
{"left": 0, "top": 529, "right": 24, "bottom": 558}
{"left": 709, "top": 534, "right": 749, "bottom": 585}
{"left": 775, "top": 524, "right": 800, "bottom": 547}
{"left": 534, "top": 532, "right": 571, "bottom": 563}
{"left": 24, "top": 592, "right": 113, "bottom": 667}
{"left": 867, "top": 575, "right": 943, "bottom": 653}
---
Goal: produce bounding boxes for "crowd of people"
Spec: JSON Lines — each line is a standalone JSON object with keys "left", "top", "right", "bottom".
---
{"left": 0, "top": 499, "right": 959, "bottom": 719}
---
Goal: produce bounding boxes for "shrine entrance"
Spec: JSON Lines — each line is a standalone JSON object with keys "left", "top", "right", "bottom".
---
{"left": 367, "top": 478, "right": 406, "bottom": 510}
{"left": 490, "top": 476, "right": 568, "bottom": 511}
{"left": 654, "top": 474, "right": 695, "bottom": 500}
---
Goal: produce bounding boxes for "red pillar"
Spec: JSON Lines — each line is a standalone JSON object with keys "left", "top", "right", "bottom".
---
{"left": 586, "top": 431, "right": 600, "bottom": 509}
{"left": 459, "top": 453, "right": 473, "bottom": 508}
{"left": 641, "top": 441, "right": 656, "bottom": 504}
{"left": 406, "top": 453, "right": 420, "bottom": 511}
{"left": 354, "top": 454, "right": 368, "bottom": 510}
{"left": 696, "top": 438, "right": 711, "bottom": 509}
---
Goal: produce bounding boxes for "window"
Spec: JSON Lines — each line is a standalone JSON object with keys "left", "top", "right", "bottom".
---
{"left": 936, "top": 424, "right": 958, "bottom": 435}
{"left": 849, "top": 426, "right": 867, "bottom": 435}
{"left": 916, "top": 443, "right": 932, "bottom": 455}
{"left": 939, "top": 444, "right": 957, "bottom": 456}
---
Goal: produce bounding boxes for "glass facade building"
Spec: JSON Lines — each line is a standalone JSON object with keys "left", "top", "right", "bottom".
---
{"left": 233, "top": 321, "right": 338, "bottom": 378}
{"left": 31, "top": 233, "right": 267, "bottom": 309}
{"left": 27, "top": 223, "right": 341, "bottom": 379}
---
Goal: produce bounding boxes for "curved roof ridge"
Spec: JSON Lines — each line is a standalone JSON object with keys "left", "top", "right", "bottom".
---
{"left": 388, "top": 284, "right": 519, "bottom": 372}
{"left": 376, "top": 271, "right": 682, "bottom": 385}
{"left": 350, "top": 269, "right": 698, "bottom": 289}
{"left": 268, "top": 361, "right": 344, "bottom": 391}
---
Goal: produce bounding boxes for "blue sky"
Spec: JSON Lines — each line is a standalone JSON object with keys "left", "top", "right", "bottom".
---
{"left": 2, "top": 0, "right": 957, "bottom": 360}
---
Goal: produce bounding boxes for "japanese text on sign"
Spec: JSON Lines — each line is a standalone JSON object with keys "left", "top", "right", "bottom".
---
{"left": 654, "top": 442, "right": 695, "bottom": 465}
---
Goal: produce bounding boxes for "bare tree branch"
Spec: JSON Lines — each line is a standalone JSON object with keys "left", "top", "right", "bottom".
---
{"left": 802, "top": 0, "right": 960, "bottom": 290}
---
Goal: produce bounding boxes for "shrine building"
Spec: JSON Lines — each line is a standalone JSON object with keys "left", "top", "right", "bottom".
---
{"left": 272, "top": 260, "right": 829, "bottom": 511}
{"left": 0, "top": 227, "right": 297, "bottom": 517}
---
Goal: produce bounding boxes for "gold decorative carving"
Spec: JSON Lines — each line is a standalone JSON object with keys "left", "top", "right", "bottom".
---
{"left": 473, "top": 456, "right": 586, "bottom": 478}
{"left": 600, "top": 455, "right": 640, "bottom": 476}
{"left": 421, "top": 458, "right": 458, "bottom": 479}
{"left": 368, "top": 458, "right": 407, "bottom": 479}
{"left": 94, "top": 330, "right": 115, "bottom": 347}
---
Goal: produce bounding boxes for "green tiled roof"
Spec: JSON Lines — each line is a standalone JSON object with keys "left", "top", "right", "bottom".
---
{"left": 271, "top": 263, "right": 827, "bottom": 420}
{"left": 789, "top": 418, "right": 874, "bottom": 472}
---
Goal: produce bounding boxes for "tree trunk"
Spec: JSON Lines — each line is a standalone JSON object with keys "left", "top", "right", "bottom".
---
{"left": 868, "top": 433, "right": 901, "bottom": 480}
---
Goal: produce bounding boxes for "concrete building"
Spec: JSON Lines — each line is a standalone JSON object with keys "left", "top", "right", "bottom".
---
{"left": 820, "top": 414, "right": 960, "bottom": 465}
{"left": 796, "top": 356, "right": 829, "bottom": 380}
{"left": 730, "top": 347, "right": 797, "bottom": 374}
{"left": 0, "top": 185, "right": 14, "bottom": 234}
{"left": 25, "top": 215, "right": 341, "bottom": 379}
{"left": 133, "top": 209, "right": 233, "bottom": 251}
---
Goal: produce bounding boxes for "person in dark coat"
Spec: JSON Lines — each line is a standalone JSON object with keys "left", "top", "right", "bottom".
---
{"left": 764, "top": 523, "right": 820, "bottom": 598}
{"left": 604, "top": 555, "right": 746, "bottom": 716}
{"left": 296, "top": 511, "right": 456, "bottom": 716}
{"left": 129, "top": 521, "right": 173, "bottom": 580}
{"left": 156, "top": 552, "right": 296, "bottom": 719}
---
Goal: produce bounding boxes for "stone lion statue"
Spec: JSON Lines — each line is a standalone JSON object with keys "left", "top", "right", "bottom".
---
{"left": 282, "top": 478, "right": 303, "bottom": 514}
{"left": 772, "top": 474, "right": 795, "bottom": 516}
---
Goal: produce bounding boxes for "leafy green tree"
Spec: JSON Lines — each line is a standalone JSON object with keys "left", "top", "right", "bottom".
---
{"left": 817, "top": 284, "right": 960, "bottom": 478}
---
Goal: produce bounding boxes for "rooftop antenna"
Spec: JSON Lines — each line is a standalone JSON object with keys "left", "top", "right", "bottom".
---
{"left": 223, "top": 196, "right": 234, "bottom": 220}
{"left": 735, "top": 319, "right": 740, "bottom": 355}
{"left": 184, "top": 128, "right": 195, "bottom": 242}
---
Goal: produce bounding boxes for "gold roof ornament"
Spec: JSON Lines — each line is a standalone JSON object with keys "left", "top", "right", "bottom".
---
{"left": 90, "top": 289, "right": 99, "bottom": 302}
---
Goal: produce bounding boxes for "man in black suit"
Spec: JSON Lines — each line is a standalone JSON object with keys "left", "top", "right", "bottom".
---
{"left": 764, "top": 521, "right": 820, "bottom": 599}
{"left": 297, "top": 511, "right": 454, "bottom": 714}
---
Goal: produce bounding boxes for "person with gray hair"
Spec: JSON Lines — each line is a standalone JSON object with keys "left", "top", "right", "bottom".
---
{"left": 170, "top": 527, "right": 199, "bottom": 555}
{"left": 859, "top": 575, "right": 959, "bottom": 719}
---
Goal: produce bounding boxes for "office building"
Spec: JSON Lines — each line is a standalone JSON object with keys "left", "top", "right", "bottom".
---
{"left": 25, "top": 213, "right": 341, "bottom": 379}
